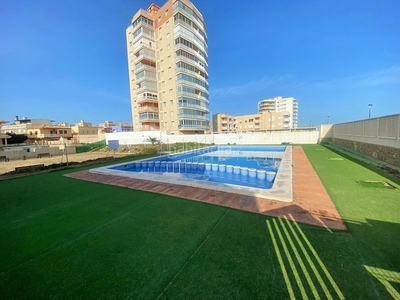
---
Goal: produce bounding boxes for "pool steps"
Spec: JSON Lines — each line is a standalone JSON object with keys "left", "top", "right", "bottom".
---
{"left": 131, "top": 161, "right": 276, "bottom": 181}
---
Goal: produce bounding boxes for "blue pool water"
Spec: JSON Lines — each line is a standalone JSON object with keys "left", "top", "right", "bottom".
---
{"left": 111, "top": 146, "right": 285, "bottom": 189}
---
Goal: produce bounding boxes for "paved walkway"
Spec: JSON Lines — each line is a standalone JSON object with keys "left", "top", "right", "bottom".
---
{"left": 64, "top": 146, "right": 346, "bottom": 230}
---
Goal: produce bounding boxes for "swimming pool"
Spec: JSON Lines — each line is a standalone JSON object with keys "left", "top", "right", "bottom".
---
{"left": 90, "top": 145, "right": 293, "bottom": 202}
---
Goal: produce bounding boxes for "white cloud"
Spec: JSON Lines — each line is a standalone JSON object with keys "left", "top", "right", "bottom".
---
{"left": 210, "top": 76, "right": 291, "bottom": 99}
{"left": 316, "top": 65, "right": 400, "bottom": 88}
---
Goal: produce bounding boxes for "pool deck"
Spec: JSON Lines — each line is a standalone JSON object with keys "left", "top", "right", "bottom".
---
{"left": 64, "top": 146, "right": 346, "bottom": 230}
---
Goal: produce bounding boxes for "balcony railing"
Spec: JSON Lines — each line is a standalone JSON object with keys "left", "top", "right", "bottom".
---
{"left": 174, "top": 42, "right": 208, "bottom": 67}
{"left": 176, "top": 67, "right": 208, "bottom": 80}
{"left": 141, "top": 126, "right": 160, "bottom": 131}
{"left": 135, "top": 64, "right": 156, "bottom": 74}
{"left": 177, "top": 90, "right": 209, "bottom": 102}
{"left": 178, "top": 102, "right": 208, "bottom": 112}
{"left": 139, "top": 112, "right": 159, "bottom": 121}
{"left": 135, "top": 53, "right": 156, "bottom": 63}
{"left": 178, "top": 114, "right": 208, "bottom": 121}
{"left": 137, "top": 84, "right": 157, "bottom": 94}
{"left": 175, "top": 55, "right": 208, "bottom": 75}
{"left": 176, "top": 80, "right": 208, "bottom": 94}
{"left": 138, "top": 106, "right": 159, "bottom": 113}
{"left": 137, "top": 95, "right": 158, "bottom": 103}
{"left": 173, "top": 6, "right": 206, "bottom": 37}
{"left": 132, "top": 31, "right": 154, "bottom": 44}
{"left": 178, "top": 124, "right": 209, "bottom": 130}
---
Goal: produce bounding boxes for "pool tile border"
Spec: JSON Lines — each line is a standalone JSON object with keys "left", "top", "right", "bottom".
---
{"left": 88, "top": 146, "right": 292, "bottom": 202}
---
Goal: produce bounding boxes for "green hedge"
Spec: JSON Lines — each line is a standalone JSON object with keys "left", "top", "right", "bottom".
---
{"left": 75, "top": 140, "right": 106, "bottom": 153}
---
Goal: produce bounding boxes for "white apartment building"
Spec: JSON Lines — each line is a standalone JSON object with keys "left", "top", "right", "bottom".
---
{"left": 258, "top": 96, "right": 298, "bottom": 128}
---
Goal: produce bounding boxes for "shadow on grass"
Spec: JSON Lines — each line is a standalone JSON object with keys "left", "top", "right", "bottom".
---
{"left": 265, "top": 212, "right": 400, "bottom": 299}
{"left": 322, "top": 144, "right": 400, "bottom": 186}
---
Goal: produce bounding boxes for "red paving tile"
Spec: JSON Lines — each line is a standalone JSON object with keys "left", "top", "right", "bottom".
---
{"left": 64, "top": 146, "right": 346, "bottom": 230}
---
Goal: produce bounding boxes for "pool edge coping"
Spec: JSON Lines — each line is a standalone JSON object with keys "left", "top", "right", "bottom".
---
{"left": 89, "top": 146, "right": 293, "bottom": 202}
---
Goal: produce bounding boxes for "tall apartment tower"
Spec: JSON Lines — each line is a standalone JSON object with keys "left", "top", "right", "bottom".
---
{"left": 258, "top": 96, "right": 298, "bottom": 128}
{"left": 126, "top": 0, "right": 209, "bottom": 134}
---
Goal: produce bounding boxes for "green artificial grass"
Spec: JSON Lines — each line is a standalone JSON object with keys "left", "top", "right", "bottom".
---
{"left": 0, "top": 146, "right": 399, "bottom": 299}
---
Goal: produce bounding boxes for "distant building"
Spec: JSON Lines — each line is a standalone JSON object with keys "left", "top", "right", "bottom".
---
{"left": 213, "top": 111, "right": 285, "bottom": 133}
{"left": 0, "top": 133, "right": 11, "bottom": 146}
{"left": 26, "top": 125, "right": 72, "bottom": 143}
{"left": 71, "top": 120, "right": 100, "bottom": 135}
{"left": 258, "top": 96, "right": 298, "bottom": 128}
{"left": 126, "top": 0, "right": 209, "bottom": 134}
{"left": 1, "top": 116, "right": 52, "bottom": 135}
{"left": 98, "top": 121, "right": 133, "bottom": 132}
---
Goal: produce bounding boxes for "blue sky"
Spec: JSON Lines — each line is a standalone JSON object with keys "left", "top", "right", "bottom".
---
{"left": 1, "top": 0, "right": 399, "bottom": 127}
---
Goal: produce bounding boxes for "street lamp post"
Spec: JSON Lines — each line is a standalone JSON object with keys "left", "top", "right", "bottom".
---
{"left": 368, "top": 104, "right": 372, "bottom": 119}
{"left": 327, "top": 116, "right": 330, "bottom": 124}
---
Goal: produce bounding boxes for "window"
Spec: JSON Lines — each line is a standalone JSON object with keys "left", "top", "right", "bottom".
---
{"left": 172, "top": 121, "right": 174, "bottom": 127}
{"left": 166, "top": 32, "right": 170, "bottom": 38}
{"left": 165, "top": 9, "right": 169, "bottom": 16}
{"left": 166, "top": 20, "right": 169, "bottom": 27}
{"left": 167, "top": 44, "right": 170, "bottom": 50}
{"left": 35, "top": 131, "right": 38, "bottom": 135}
{"left": 170, "top": 100, "right": 173, "bottom": 106}
{"left": 169, "top": 89, "right": 173, "bottom": 95}
{"left": 163, "top": 102, "right": 166, "bottom": 108}
{"left": 169, "top": 78, "right": 172, "bottom": 85}
{"left": 59, "top": 130, "right": 63, "bottom": 134}
{"left": 158, "top": 16, "right": 161, "bottom": 22}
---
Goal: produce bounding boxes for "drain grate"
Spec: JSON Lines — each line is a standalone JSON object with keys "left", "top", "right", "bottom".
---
{"left": 357, "top": 180, "right": 397, "bottom": 189}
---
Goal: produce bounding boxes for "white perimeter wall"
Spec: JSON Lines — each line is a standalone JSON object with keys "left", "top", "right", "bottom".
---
{"left": 105, "top": 130, "right": 319, "bottom": 146}
{"left": 332, "top": 114, "right": 400, "bottom": 148}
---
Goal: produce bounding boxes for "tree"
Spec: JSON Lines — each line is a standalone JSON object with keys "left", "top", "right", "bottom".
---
{"left": 146, "top": 136, "right": 159, "bottom": 145}
{"left": 7, "top": 133, "right": 28, "bottom": 144}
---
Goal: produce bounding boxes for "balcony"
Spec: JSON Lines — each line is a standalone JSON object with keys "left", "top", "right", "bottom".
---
{"left": 137, "top": 83, "right": 157, "bottom": 94}
{"left": 178, "top": 114, "right": 208, "bottom": 121}
{"left": 133, "top": 40, "right": 155, "bottom": 52}
{"left": 139, "top": 112, "right": 159, "bottom": 121}
{"left": 137, "top": 94, "right": 158, "bottom": 104}
{"left": 174, "top": 42, "right": 208, "bottom": 67}
{"left": 175, "top": 55, "right": 208, "bottom": 74}
{"left": 176, "top": 67, "right": 208, "bottom": 80}
{"left": 135, "top": 64, "right": 156, "bottom": 74}
{"left": 138, "top": 106, "right": 159, "bottom": 113}
{"left": 136, "top": 74, "right": 157, "bottom": 84}
{"left": 179, "top": 124, "right": 209, "bottom": 131}
{"left": 176, "top": 79, "right": 208, "bottom": 94}
{"left": 173, "top": 6, "right": 206, "bottom": 37}
{"left": 135, "top": 53, "right": 156, "bottom": 64}
{"left": 141, "top": 124, "right": 160, "bottom": 131}
{"left": 178, "top": 102, "right": 208, "bottom": 112}
{"left": 177, "top": 90, "right": 209, "bottom": 103}
{"left": 132, "top": 31, "right": 154, "bottom": 44}
{"left": 39, "top": 134, "right": 59, "bottom": 138}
